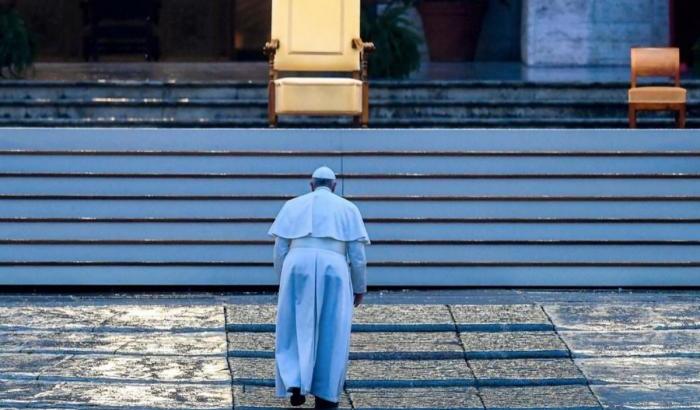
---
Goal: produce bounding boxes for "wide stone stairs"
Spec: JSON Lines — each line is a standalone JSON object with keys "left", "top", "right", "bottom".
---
{"left": 1, "top": 80, "right": 699, "bottom": 127}
{"left": 225, "top": 303, "right": 601, "bottom": 409}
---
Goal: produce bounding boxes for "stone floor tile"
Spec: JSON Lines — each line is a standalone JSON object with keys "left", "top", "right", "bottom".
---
{"left": 350, "top": 332, "right": 464, "bottom": 358}
{"left": 102, "top": 305, "right": 223, "bottom": 331}
{"left": 41, "top": 355, "right": 230, "bottom": 383}
{"left": 347, "top": 359, "right": 474, "bottom": 387}
{"left": 450, "top": 304, "right": 550, "bottom": 326}
{"left": 225, "top": 304, "right": 277, "bottom": 325}
{"left": 232, "top": 385, "right": 351, "bottom": 409}
{"left": 459, "top": 332, "right": 567, "bottom": 358}
{"left": 115, "top": 331, "right": 226, "bottom": 356}
{"left": 576, "top": 357, "right": 700, "bottom": 385}
{"left": 591, "top": 383, "right": 700, "bottom": 409}
{"left": 228, "top": 357, "right": 275, "bottom": 383}
{"left": 470, "top": 359, "right": 584, "bottom": 386}
{"left": 543, "top": 303, "right": 700, "bottom": 331}
{"left": 227, "top": 332, "right": 275, "bottom": 353}
{"left": 480, "top": 385, "right": 600, "bottom": 409}
{"left": 347, "top": 386, "right": 483, "bottom": 409}
{"left": 559, "top": 330, "right": 700, "bottom": 358}
{"left": 17, "top": 381, "right": 232, "bottom": 409}
{"left": 353, "top": 304, "right": 453, "bottom": 327}
{"left": 0, "top": 353, "right": 69, "bottom": 379}
{"left": 0, "top": 306, "right": 120, "bottom": 331}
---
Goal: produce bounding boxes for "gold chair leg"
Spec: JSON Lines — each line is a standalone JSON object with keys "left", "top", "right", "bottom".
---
{"left": 677, "top": 106, "right": 686, "bottom": 129}
{"left": 628, "top": 106, "right": 637, "bottom": 129}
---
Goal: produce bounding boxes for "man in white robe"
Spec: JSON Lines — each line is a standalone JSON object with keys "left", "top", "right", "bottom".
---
{"left": 269, "top": 166, "right": 369, "bottom": 408}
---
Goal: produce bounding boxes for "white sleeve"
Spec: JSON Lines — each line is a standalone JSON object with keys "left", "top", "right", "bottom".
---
{"left": 347, "top": 240, "right": 367, "bottom": 294}
{"left": 273, "top": 237, "right": 291, "bottom": 281}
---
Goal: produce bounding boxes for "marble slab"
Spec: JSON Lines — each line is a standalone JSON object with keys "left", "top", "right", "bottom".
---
{"left": 0, "top": 353, "right": 69, "bottom": 379}
{"left": 228, "top": 357, "right": 275, "bottom": 384}
{"left": 459, "top": 332, "right": 568, "bottom": 359}
{"left": 350, "top": 332, "right": 464, "bottom": 359}
{"left": 348, "top": 386, "right": 483, "bottom": 410}
{"left": 0, "top": 305, "right": 120, "bottom": 331}
{"left": 115, "top": 331, "right": 226, "bottom": 356}
{"left": 225, "top": 304, "right": 277, "bottom": 327}
{"left": 591, "top": 383, "right": 700, "bottom": 409}
{"left": 232, "top": 385, "right": 351, "bottom": 409}
{"left": 470, "top": 359, "right": 585, "bottom": 387}
{"left": 102, "top": 305, "right": 224, "bottom": 332}
{"left": 480, "top": 385, "right": 600, "bottom": 409}
{"left": 227, "top": 332, "right": 275, "bottom": 354}
{"left": 576, "top": 357, "right": 700, "bottom": 385}
{"left": 543, "top": 303, "right": 700, "bottom": 331}
{"left": 0, "top": 380, "right": 232, "bottom": 409}
{"left": 346, "top": 359, "right": 475, "bottom": 387}
{"left": 450, "top": 304, "right": 553, "bottom": 331}
{"left": 39, "top": 354, "right": 230, "bottom": 384}
{"left": 352, "top": 305, "right": 455, "bottom": 331}
{"left": 559, "top": 330, "right": 700, "bottom": 358}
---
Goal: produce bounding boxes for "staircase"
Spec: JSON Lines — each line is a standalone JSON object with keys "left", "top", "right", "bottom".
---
{"left": 0, "top": 128, "right": 698, "bottom": 287}
{"left": 1, "top": 80, "right": 699, "bottom": 127}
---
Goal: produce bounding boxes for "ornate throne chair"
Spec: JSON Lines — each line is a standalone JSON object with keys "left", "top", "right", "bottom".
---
{"left": 263, "top": 0, "right": 374, "bottom": 127}
{"left": 628, "top": 47, "right": 686, "bottom": 128}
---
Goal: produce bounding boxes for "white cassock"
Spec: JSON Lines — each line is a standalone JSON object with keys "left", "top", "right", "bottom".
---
{"left": 268, "top": 185, "right": 370, "bottom": 403}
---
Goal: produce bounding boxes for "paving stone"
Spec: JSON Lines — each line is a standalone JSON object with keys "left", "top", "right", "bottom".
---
{"left": 3, "top": 380, "right": 232, "bottom": 409}
{"left": 232, "top": 385, "right": 351, "bottom": 409}
{"left": 228, "top": 357, "right": 275, "bottom": 383}
{"left": 348, "top": 386, "right": 483, "bottom": 409}
{"left": 576, "top": 357, "right": 700, "bottom": 385}
{"left": 559, "top": 330, "right": 700, "bottom": 358}
{"left": 227, "top": 332, "right": 275, "bottom": 353}
{"left": 0, "top": 353, "right": 69, "bottom": 379}
{"left": 353, "top": 304, "right": 454, "bottom": 330}
{"left": 225, "top": 304, "right": 277, "bottom": 325}
{"left": 347, "top": 359, "right": 475, "bottom": 387}
{"left": 0, "top": 306, "right": 120, "bottom": 331}
{"left": 40, "top": 355, "right": 230, "bottom": 383}
{"left": 591, "top": 383, "right": 700, "bottom": 409}
{"left": 115, "top": 331, "right": 226, "bottom": 356}
{"left": 470, "top": 359, "right": 585, "bottom": 386}
{"left": 0, "top": 379, "right": 55, "bottom": 403}
{"left": 450, "top": 304, "right": 552, "bottom": 331}
{"left": 459, "top": 332, "right": 568, "bottom": 359}
{"left": 350, "top": 332, "right": 464, "bottom": 359}
{"left": 481, "top": 385, "right": 600, "bottom": 409}
{"left": 543, "top": 303, "right": 700, "bottom": 331}
{"left": 102, "top": 305, "right": 224, "bottom": 331}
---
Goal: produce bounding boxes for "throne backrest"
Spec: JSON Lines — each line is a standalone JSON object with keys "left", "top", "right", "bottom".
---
{"left": 271, "top": 0, "right": 360, "bottom": 72}
{"left": 631, "top": 47, "right": 680, "bottom": 87}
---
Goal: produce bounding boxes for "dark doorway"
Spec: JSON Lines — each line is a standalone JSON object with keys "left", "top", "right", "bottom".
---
{"left": 671, "top": 0, "right": 700, "bottom": 69}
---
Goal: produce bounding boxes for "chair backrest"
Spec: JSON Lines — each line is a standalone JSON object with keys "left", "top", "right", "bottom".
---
{"left": 271, "top": 0, "right": 360, "bottom": 72}
{"left": 630, "top": 47, "right": 680, "bottom": 87}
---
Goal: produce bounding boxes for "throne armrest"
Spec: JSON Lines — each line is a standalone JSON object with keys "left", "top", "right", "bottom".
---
{"left": 352, "top": 38, "right": 375, "bottom": 54}
{"left": 263, "top": 39, "right": 280, "bottom": 57}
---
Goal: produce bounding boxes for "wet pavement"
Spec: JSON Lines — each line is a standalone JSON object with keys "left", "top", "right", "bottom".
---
{"left": 0, "top": 289, "right": 698, "bottom": 409}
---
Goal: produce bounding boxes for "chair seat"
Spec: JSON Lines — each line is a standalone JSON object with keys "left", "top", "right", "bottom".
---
{"left": 274, "top": 77, "right": 363, "bottom": 115}
{"left": 628, "top": 86, "right": 687, "bottom": 104}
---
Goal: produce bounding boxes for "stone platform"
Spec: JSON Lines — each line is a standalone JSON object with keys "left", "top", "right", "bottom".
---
{"left": 0, "top": 290, "right": 698, "bottom": 409}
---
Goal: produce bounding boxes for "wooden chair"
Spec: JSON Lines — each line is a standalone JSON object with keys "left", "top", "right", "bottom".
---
{"left": 263, "top": 0, "right": 374, "bottom": 127}
{"left": 628, "top": 47, "right": 686, "bottom": 128}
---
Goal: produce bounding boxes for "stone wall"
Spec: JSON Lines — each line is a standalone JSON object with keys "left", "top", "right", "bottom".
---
{"left": 522, "top": 0, "right": 670, "bottom": 66}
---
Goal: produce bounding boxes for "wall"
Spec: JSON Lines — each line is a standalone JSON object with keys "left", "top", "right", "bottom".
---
{"left": 522, "top": 0, "right": 670, "bottom": 66}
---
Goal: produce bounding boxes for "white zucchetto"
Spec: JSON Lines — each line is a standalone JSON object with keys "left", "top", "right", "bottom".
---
{"left": 311, "top": 166, "right": 336, "bottom": 180}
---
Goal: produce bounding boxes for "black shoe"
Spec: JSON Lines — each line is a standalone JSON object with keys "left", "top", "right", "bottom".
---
{"left": 289, "top": 387, "right": 306, "bottom": 406}
{"left": 314, "top": 396, "right": 338, "bottom": 409}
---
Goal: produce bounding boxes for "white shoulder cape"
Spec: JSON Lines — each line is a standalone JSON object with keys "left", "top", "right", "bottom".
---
{"left": 268, "top": 188, "right": 370, "bottom": 244}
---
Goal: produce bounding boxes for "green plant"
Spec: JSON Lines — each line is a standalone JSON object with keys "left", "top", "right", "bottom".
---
{"left": 0, "top": 5, "right": 36, "bottom": 78}
{"left": 361, "top": 0, "right": 422, "bottom": 79}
